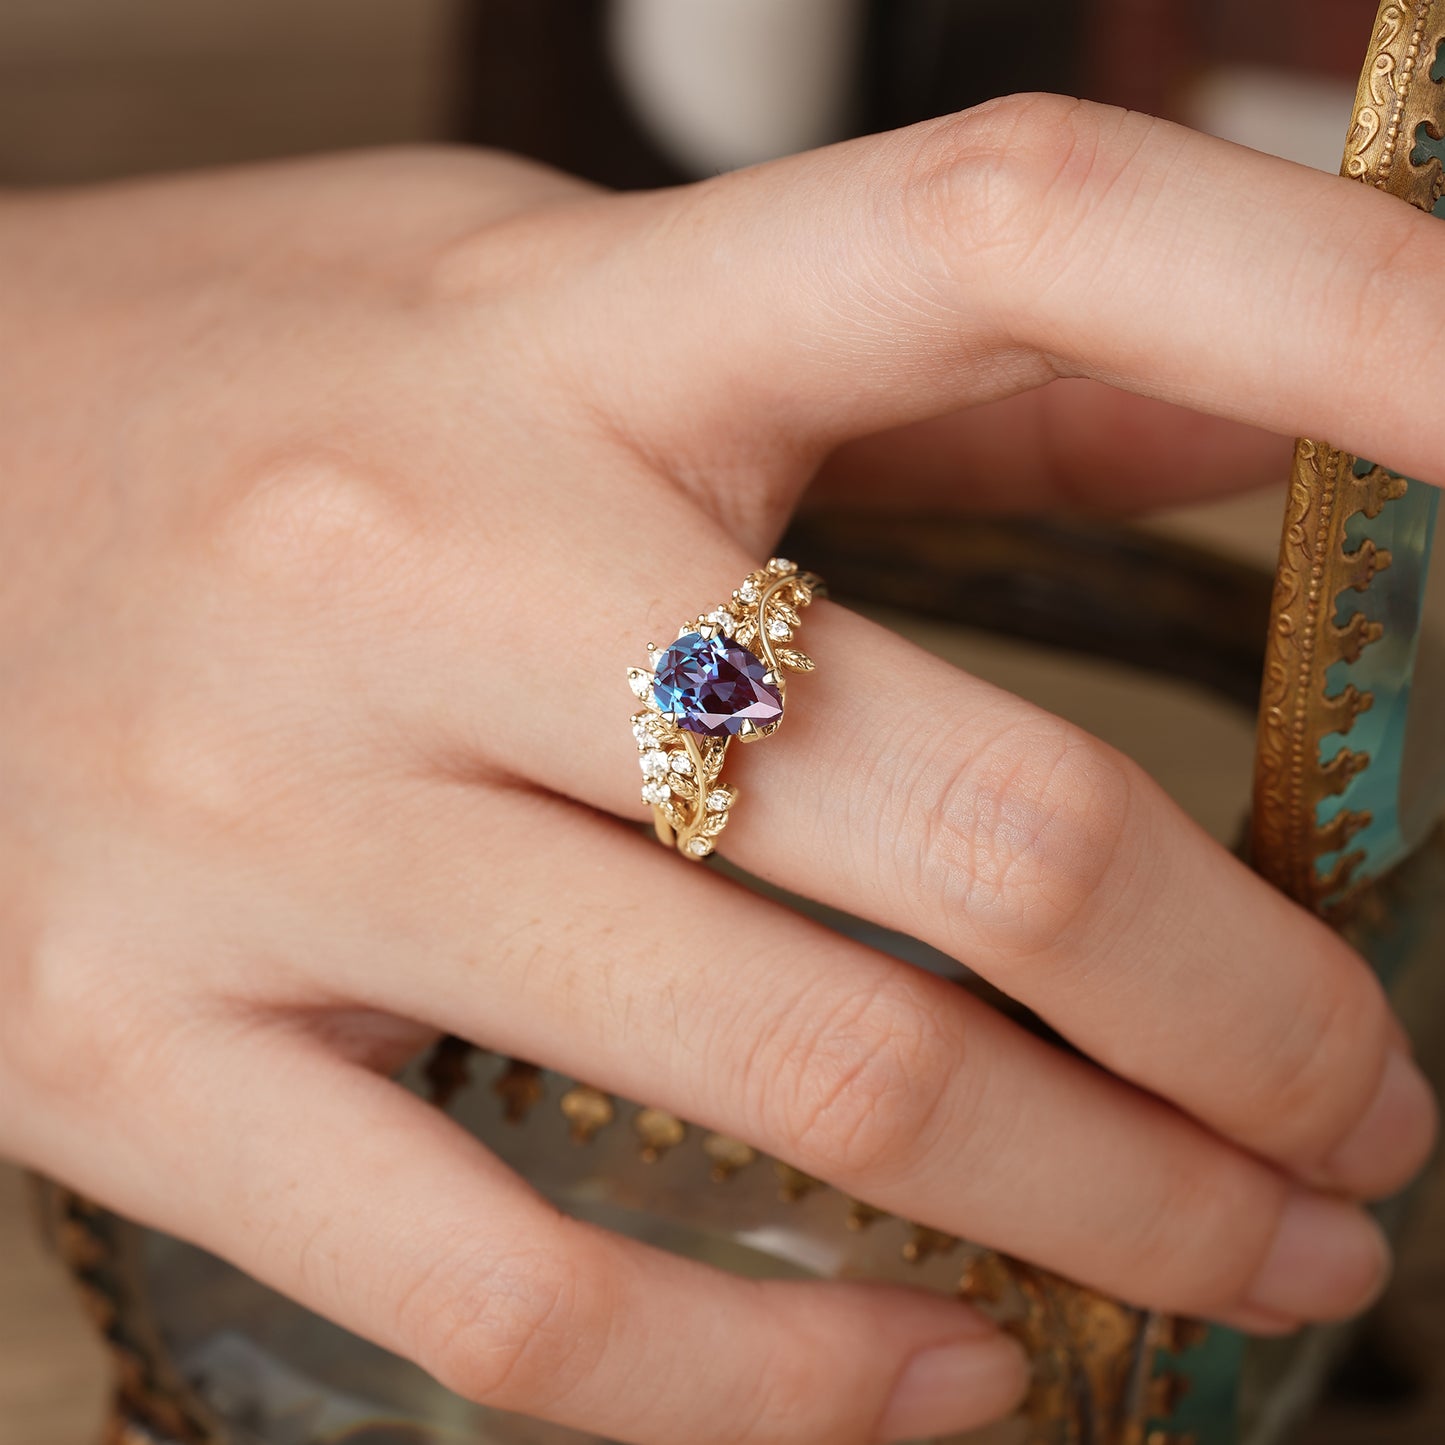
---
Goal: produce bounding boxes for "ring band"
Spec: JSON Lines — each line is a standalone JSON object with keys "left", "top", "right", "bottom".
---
{"left": 626, "top": 557, "right": 824, "bottom": 859}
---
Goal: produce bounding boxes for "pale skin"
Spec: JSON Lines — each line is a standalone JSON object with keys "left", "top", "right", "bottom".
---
{"left": 0, "top": 93, "right": 1439, "bottom": 1444}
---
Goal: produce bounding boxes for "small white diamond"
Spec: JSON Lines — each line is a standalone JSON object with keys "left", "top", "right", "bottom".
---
{"left": 669, "top": 753, "right": 694, "bottom": 776}
{"left": 640, "top": 751, "right": 669, "bottom": 779}
{"left": 686, "top": 837, "right": 713, "bottom": 857}
{"left": 628, "top": 669, "right": 654, "bottom": 700}
{"left": 706, "top": 789, "right": 731, "bottom": 812}
{"left": 709, "top": 607, "right": 734, "bottom": 632}
{"left": 633, "top": 719, "right": 655, "bottom": 745}
{"left": 767, "top": 557, "right": 796, "bottom": 574}
{"left": 738, "top": 579, "right": 761, "bottom": 603}
{"left": 767, "top": 617, "right": 792, "bottom": 641}
{"left": 641, "top": 780, "right": 672, "bottom": 806}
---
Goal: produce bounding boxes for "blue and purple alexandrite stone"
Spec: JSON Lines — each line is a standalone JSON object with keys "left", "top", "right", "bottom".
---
{"left": 652, "top": 631, "right": 783, "bottom": 737}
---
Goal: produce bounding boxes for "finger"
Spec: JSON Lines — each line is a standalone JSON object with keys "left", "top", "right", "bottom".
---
{"left": 576, "top": 95, "right": 1445, "bottom": 492}
{"left": 60, "top": 1032, "right": 1028, "bottom": 1445}
{"left": 813, "top": 380, "right": 1295, "bottom": 515}
{"left": 706, "top": 602, "right": 1440, "bottom": 1202}
{"left": 237, "top": 442, "right": 1427, "bottom": 1291}
{"left": 326, "top": 784, "right": 1389, "bottom": 1327}
{"left": 385, "top": 496, "right": 1435, "bottom": 1208}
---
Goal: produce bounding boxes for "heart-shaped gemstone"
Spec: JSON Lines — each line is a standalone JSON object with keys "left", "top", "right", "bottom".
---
{"left": 652, "top": 632, "right": 783, "bottom": 737}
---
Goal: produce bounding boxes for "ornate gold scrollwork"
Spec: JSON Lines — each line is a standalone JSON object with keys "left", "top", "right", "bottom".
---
{"left": 1252, "top": 0, "right": 1445, "bottom": 914}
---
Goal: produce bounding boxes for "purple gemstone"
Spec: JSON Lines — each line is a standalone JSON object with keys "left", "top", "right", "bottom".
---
{"left": 652, "top": 631, "right": 783, "bottom": 738}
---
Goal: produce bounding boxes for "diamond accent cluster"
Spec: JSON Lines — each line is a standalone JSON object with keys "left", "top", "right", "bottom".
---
{"left": 626, "top": 558, "right": 820, "bottom": 860}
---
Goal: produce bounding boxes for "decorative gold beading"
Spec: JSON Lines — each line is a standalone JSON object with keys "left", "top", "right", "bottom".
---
{"left": 1252, "top": 0, "right": 1445, "bottom": 913}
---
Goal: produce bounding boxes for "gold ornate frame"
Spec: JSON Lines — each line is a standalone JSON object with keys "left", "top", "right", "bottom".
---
{"left": 1251, "top": 0, "right": 1445, "bottom": 914}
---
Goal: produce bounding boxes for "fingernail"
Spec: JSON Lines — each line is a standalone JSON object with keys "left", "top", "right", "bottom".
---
{"left": 1320, "top": 1051, "right": 1438, "bottom": 1195}
{"left": 876, "top": 1333, "right": 1030, "bottom": 1442}
{"left": 1243, "top": 1191, "right": 1391, "bottom": 1321}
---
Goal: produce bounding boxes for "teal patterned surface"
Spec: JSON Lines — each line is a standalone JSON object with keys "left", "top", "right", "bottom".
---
{"left": 1155, "top": 1328, "right": 1248, "bottom": 1445}
{"left": 1316, "top": 471, "right": 1439, "bottom": 898}
{"left": 1312, "top": 126, "right": 1445, "bottom": 902}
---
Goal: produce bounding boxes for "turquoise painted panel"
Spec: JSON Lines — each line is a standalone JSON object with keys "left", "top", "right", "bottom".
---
{"left": 1316, "top": 473, "right": 1440, "bottom": 896}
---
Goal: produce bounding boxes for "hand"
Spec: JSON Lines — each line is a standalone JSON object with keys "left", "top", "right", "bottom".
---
{"left": 0, "top": 96, "right": 1438, "bottom": 1445}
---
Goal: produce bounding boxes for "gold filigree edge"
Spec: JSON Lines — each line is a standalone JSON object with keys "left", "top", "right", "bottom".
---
{"left": 1252, "top": 0, "right": 1444, "bottom": 915}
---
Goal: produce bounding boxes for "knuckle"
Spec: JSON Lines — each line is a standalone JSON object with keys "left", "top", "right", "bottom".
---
{"left": 111, "top": 691, "right": 236, "bottom": 827}
{"left": 406, "top": 1239, "right": 610, "bottom": 1411}
{"left": 1252, "top": 961, "right": 1395, "bottom": 1163}
{"left": 2, "top": 925, "right": 169, "bottom": 1109}
{"left": 764, "top": 974, "right": 959, "bottom": 1182}
{"left": 912, "top": 713, "right": 1135, "bottom": 964}
{"left": 1333, "top": 209, "right": 1440, "bottom": 367}
{"left": 111, "top": 677, "right": 317, "bottom": 840}
{"left": 0, "top": 940, "right": 57, "bottom": 1107}
{"left": 723, "top": 1336, "right": 837, "bottom": 1445}
{"left": 900, "top": 93, "right": 1121, "bottom": 268}
{"left": 422, "top": 165, "right": 601, "bottom": 305}
{"left": 893, "top": 92, "right": 1165, "bottom": 338}
{"left": 211, "top": 447, "right": 426, "bottom": 605}
{"left": 1127, "top": 1150, "right": 1286, "bottom": 1312}
{"left": 426, "top": 209, "right": 557, "bottom": 306}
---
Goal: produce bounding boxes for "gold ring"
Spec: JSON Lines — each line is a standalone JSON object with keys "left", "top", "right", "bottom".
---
{"left": 626, "top": 557, "right": 824, "bottom": 859}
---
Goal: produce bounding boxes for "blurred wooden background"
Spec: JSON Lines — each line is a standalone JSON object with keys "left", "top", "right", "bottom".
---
{"left": 0, "top": 0, "right": 462, "bottom": 183}
{"left": 0, "top": 2, "right": 1440, "bottom": 1443}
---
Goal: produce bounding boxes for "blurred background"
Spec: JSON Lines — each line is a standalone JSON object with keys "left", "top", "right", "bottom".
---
{"left": 0, "top": 2, "right": 1440, "bottom": 1443}
{"left": 0, "top": 0, "right": 1383, "bottom": 187}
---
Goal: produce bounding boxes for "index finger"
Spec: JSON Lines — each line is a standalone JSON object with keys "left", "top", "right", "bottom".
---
{"left": 575, "top": 94, "right": 1445, "bottom": 489}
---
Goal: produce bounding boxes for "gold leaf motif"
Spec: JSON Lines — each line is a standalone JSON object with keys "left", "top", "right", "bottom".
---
{"left": 634, "top": 711, "right": 683, "bottom": 750}
{"left": 774, "top": 647, "right": 815, "bottom": 672}
{"left": 668, "top": 772, "right": 698, "bottom": 802}
{"left": 702, "top": 811, "right": 730, "bottom": 837}
{"left": 768, "top": 599, "right": 802, "bottom": 628}
{"left": 733, "top": 616, "right": 759, "bottom": 649}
